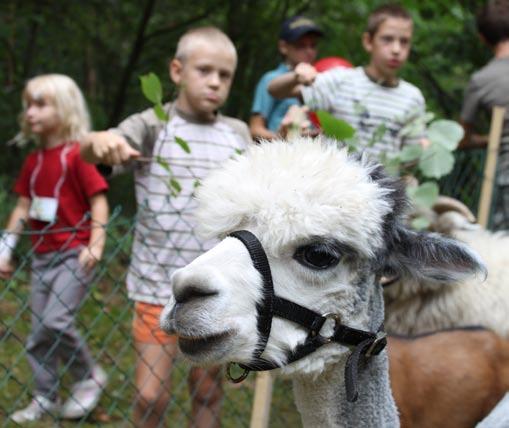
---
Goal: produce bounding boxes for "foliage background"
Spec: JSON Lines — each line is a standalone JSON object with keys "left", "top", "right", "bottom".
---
{"left": 1, "top": 0, "right": 490, "bottom": 209}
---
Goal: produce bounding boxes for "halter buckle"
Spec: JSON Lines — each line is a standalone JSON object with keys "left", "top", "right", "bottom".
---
{"left": 364, "top": 331, "right": 387, "bottom": 357}
{"left": 226, "top": 362, "right": 250, "bottom": 383}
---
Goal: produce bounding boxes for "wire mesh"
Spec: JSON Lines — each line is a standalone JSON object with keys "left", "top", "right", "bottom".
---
{"left": 440, "top": 148, "right": 509, "bottom": 230}
{"left": 0, "top": 206, "right": 299, "bottom": 427}
{"left": 440, "top": 148, "right": 486, "bottom": 211}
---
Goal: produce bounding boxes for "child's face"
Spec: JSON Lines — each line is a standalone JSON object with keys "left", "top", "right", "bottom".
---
{"left": 279, "top": 33, "right": 320, "bottom": 68}
{"left": 24, "top": 94, "right": 61, "bottom": 139}
{"left": 363, "top": 17, "right": 413, "bottom": 81}
{"left": 171, "top": 42, "right": 236, "bottom": 120}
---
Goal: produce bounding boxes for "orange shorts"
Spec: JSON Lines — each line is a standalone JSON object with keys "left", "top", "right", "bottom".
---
{"left": 132, "top": 301, "right": 177, "bottom": 345}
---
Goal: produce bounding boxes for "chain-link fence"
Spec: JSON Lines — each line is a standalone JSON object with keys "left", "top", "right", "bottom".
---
{"left": 0, "top": 206, "right": 301, "bottom": 427}
{"left": 441, "top": 148, "right": 508, "bottom": 230}
{"left": 1, "top": 147, "right": 507, "bottom": 427}
{"left": 440, "top": 149, "right": 486, "bottom": 211}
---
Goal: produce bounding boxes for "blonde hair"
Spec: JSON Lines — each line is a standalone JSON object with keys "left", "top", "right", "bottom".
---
{"left": 175, "top": 26, "right": 237, "bottom": 65}
{"left": 21, "top": 74, "right": 91, "bottom": 142}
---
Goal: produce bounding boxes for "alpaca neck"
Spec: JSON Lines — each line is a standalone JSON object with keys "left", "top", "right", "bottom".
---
{"left": 292, "top": 352, "right": 399, "bottom": 428}
{"left": 292, "top": 282, "right": 398, "bottom": 427}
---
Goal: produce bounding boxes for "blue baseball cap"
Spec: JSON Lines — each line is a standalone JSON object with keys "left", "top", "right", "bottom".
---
{"left": 279, "top": 16, "right": 323, "bottom": 42}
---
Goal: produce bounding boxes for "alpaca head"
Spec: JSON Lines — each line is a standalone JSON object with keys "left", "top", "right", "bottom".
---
{"left": 160, "top": 137, "right": 485, "bottom": 378}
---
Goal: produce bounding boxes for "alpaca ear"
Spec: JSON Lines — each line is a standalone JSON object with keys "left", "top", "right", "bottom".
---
{"left": 384, "top": 225, "right": 487, "bottom": 285}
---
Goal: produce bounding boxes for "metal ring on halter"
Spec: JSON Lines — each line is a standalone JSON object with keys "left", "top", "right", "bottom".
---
{"left": 318, "top": 312, "right": 341, "bottom": 343}
{"left": 226, "top": 362, "right": 250, "bottom": 383}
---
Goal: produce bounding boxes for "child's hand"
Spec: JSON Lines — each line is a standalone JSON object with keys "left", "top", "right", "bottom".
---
{"left": 294, "top": 63, "right": 318, "bottom": 86}
{"left": 278, "top": 105, "right": 315, "bottom": 139}
{"left": 85, "top": 131, "right": 140, "bottom": 165}
{"left": 0, "top": 257, "right": 14, "bottom": 280}
{"left": 419, "top": 137, "right": 431, "bottom": 149}
{"left": 79, "top": 245, "right": 103, "bottom": 272}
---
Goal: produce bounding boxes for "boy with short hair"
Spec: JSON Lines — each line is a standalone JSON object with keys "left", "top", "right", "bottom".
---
{"left": 460, "top": 0, "right": 509, "bottom": 229}
{"left": 249, "top": 15, "right": 323, "bottom": 141}
{"left": 269, "top": 4, "right": 425, "bottom": 158}
{"left": 81, "top": 26, "right": 251, "bottom": 428}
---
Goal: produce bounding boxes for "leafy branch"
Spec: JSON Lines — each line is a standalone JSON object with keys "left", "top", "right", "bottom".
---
{"left": 318, "top": 109, "right": 464, "bottom": 229}
{"left": 139, "top": 72, "right": 191, "bottom": 196}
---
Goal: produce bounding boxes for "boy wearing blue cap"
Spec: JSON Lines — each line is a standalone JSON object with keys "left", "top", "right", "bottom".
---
{"left": 249, "top": 16, "right": 323, "bottom": 141}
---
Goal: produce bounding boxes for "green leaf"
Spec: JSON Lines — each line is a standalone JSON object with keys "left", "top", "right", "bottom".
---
{"left": 343, "top": 134, "right": 360, "bottom": 153}
{"left": 427, "top": 119, "right": 464, "bottom": 150}
{"left": 407, "top": 181, "right": 439, "bottom": 208}
{"left": 175, "top": 136, "right": 191, "bottom": 153}
{"left": 422, "top": 111, "right": 436, "bottom": 124}
{"left": 170, "top": 178, "right": 182, "bottom": 194}
{"left": 368, "top": 123, "right": 387, "bottom": 147}
{"left": 399, "top": 110, "right": 433, "bottom": 138}
{"left": 140, "top": 73, "right": 163, "bottom": 104}
{"left": 382, "top": 156, "right": 401, "bottom": 176}
{"left": 411, "top": 216, "right": 431, "bottom": 230}
{"left": 418, "top": 143, "right": 455, "bottom": 178}
{"left": 92, "top": 290, "right": 104, "bottom": 302}
{"left": 316, "top": 110, "right": 356, "bottom": 140}
{"left": 155, "top": 155, "right": 171, "bottom": 173}
{"left": 344, "top": 140, "right": 359, "bottom": 153}
{"left": 399, "top": 144, "right": 423, "bottom": 162}
{"left": 154, "top": 103, "right": 169, "bottom": 122}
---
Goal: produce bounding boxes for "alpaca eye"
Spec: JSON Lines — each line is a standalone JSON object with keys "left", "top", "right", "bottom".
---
{"left": 294, "top": 244, "right": 340, "bottom": 270}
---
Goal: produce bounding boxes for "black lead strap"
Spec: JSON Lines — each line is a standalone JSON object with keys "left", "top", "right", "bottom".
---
{"left": 227, "top": 230, "right": 387, "bottom": 402}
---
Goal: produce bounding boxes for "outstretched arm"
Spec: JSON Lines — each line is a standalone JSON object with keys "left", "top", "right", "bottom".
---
{"left": 0, "top": 196, "right": 30, "bottom": 278}
{"left": 79, "top": 192, "right": 109, "bottom": 271}
{"left": 458, "top": 121, "right": 488, "bottom": 150}
{"left": 249, "top": 115, "right": 278, "bottom": 141}
{"left": 81, "top": 131, "right": 140, "bottom": 165}
{"left": 268, "top": 63, "right": 318, "bottom": 99}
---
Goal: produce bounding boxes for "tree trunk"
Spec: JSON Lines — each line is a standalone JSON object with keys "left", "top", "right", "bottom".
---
{"left": 108, "top": 0, "right": 157, "bottom": 126}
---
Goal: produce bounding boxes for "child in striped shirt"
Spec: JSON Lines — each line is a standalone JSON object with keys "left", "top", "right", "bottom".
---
{"left": 80, "top": 26, "right": 251, "bottom": 428}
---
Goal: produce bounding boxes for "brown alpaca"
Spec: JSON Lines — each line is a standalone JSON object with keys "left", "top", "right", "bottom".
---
{"left": 390, "top": 328, "right": 509, "bottom": 428}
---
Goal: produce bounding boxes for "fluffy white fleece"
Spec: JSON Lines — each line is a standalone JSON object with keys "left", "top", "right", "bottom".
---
{"left": 194, "top": 137, "right": 394, "bottom": 258}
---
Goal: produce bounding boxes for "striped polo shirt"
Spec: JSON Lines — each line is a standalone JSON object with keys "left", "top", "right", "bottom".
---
{"left": 302, "top": 66, "right": 425, "bottom": 158}
{"left": 111, "top": 103, "right": 251, "bottom": 304}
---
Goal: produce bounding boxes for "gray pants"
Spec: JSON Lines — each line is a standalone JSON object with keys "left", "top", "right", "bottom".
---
{"left": 27, "top": 248, "right": 95, "bottom": 400}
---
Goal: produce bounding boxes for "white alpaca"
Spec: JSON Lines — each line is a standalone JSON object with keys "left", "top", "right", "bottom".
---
{"left": 160, "top": 138, "right": 484, "bottom": 428}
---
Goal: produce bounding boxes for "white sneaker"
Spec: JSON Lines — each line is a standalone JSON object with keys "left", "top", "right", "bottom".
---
{"left": 10, "top": 395, "right": 60, "bottom": 423}
{"left": 60, "top": 365, "right": 108, "bottom": 419}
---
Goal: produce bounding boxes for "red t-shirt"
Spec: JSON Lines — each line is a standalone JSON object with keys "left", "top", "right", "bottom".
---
{"left": 14, "top": 142, "right": 108, "bottom": 253}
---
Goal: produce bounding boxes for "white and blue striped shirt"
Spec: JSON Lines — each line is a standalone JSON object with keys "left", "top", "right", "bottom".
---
{"left": 302, "top": 66, "right": 425, "bottom": 158}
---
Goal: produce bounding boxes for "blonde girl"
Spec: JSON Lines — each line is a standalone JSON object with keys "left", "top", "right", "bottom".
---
{"left": 0, "top": 74, "right": 109, "bottom": 422}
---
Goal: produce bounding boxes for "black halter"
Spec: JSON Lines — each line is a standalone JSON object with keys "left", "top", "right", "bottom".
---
{"left": 227, "top": 230, "right": 387, "bottom": 402}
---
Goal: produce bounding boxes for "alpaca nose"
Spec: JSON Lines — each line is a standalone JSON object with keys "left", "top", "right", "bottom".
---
{"left": 174, "top": 285, "right": 218, "bottom": 304}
